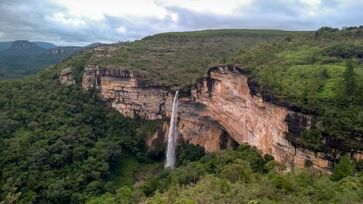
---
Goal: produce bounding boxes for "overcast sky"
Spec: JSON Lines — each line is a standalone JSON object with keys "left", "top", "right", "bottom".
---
{"left": 0, "top": 0, "right": 362, "bottom": 45}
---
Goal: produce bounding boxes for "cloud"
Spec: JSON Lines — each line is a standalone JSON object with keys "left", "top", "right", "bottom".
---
{"left": 49, "top": 13, "right": 86, "bottom": 27}
{"left": 0, "top": 0, "right": 362, "bottom": 45}
{"left": 53, "top": 0, "right": 169, "bottom": 21}
{"left": 116, "top": 26, "right": 127, "bottom": 34}
{"left": 158, "top": 0, "right": 254, "bottom": 15}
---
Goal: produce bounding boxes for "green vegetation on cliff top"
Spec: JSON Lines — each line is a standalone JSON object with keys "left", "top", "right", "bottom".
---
{"left": 232, "top": 27, "right": 363, "bottom": 152}
{"left": 89, "top": 29, "right": 300, "bottom": 86}
{"left": 88, "top": 28, "right": 363, "bottom": 153}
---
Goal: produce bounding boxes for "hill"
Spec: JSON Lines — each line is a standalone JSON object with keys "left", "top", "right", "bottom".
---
{"left": 78, "top": 28, "right": 363, "bottom": 156}
{"left": 1, "top": 28, "right": 363, "bottom": 203}
{"left": 0, "top": 40, "right": 82, "bottom": 79}
{"left": 89, "top": 29, "right": 302, "bottom": 86}
{"left": 0, "top": 41, "right": 56, "bottom": 51}
{"left": 0, "top": 29, "right": 299, "bottom": 203}
{"left": 33, "top": 42, "right": 56, "bottom": 49}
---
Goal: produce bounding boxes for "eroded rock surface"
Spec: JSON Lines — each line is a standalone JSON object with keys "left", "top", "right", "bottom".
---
{"left": 59, "top": 67, "right": 75, "bottom": 85}
{"left": 82, "top": 65, "right": 173, "bottom": 120}
{"left": 81, "top": 64, "right": 360, "bottom": 171}
{"left": 190, "top": 66, "right": 330, "bottom": 170}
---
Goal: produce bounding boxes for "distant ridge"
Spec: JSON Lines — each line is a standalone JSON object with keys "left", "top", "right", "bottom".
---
{"left": 0, "top": 40, "right": 56, "bottom": 51}
{"left": 34, "top": 42, "right": 56, "bottom": 49}
{"left": 0, "top": 40, "right": 83, "bottom": 79}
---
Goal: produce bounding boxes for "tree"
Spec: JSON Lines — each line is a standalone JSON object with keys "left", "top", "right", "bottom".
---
{"left": 177, "top": 143, "right": 205, "bottom": 165}
{"left": 343, "top": 61, "right": 357, "bottom": 98}
{"left": 331, "top": 154, "right": 354, "bottom": 181}
{"left": 315, "top": 27, "right": 339, "bottom": 38}
{"left": 220, "top": 161, "right": 252, "bottom": 183}
{"left": 320, "top": 69, "right": 329, "bottom": 79}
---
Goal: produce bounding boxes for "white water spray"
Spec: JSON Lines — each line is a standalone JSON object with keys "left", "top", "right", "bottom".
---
{"left": 165, "top": 90, "right": 179, "bottom": 169}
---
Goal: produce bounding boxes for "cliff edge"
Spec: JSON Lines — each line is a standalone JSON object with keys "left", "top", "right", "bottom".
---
{"left": 79, "top": 64, "right": 363, "bottom": 171}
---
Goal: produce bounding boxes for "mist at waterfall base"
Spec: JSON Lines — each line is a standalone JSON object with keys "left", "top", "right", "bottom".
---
{"left": 165, "top": 91, "right": 179, "bottom": 169}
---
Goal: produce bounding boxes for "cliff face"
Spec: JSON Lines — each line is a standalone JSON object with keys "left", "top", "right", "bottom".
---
{"left": 82, "top": 65, "right": 173, "bottom": 120}
{"left": 81, "top": 64, "right": 357, "bottom": 171}
{"left": 190, "top": 66, "right": 330, "bottom": 170}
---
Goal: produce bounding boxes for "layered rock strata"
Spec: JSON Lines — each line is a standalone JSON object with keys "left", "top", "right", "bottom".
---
{"left": 190, "top": 66, "right": 330, "bottom": 170}
{"left": 81, "top": 64, "right": 361, "bottom": 171}
{"left": 82, "top": 65, "right": 172, "bottom": 120}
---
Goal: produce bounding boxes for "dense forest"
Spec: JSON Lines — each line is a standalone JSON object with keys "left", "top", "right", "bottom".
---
{"left": 0, "top": 53, "right": 159, "bottom": 203}
{"left": 87, "top": 145, "right": 363, "bottom": 204}
{"left": 1, "top": 28, "right": 363, "bottom": 203}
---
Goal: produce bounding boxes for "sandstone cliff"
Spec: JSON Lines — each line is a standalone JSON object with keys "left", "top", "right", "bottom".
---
{"left": 81, "top": 64, "right": 362, "bottom": 171}
{"left": 59, "top": 67, "right": 76, "bottom": 85}
{"left": 82, "top": 65, "right": 173, "bottom": 120}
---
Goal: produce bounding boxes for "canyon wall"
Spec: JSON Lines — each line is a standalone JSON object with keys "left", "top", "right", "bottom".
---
{"left": 190, "top": 66, "right": 331, "bottom": 170}
{"left": 82, "top": 65, "right": 173, "bottom": 120}
{"left": 81, "top": 64, "right": 338, "bottom": 171}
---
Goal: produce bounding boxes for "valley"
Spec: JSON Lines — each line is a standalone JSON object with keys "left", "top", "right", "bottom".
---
{"left": 1, "top": 28, "right": 363, "bottom": 203}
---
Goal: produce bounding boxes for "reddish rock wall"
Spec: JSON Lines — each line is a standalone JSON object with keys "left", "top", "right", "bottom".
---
{"left": 81, "top": 64, "right": 359, "bottom": 171}
{"left": 190, "top": 66, "right": 330, "bottom": 170}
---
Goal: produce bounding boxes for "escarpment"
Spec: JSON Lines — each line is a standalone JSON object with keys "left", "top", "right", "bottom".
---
{"left": 82, "top": 65, "right": 173, "bottom": 120}
{"left": 190, "top": 66, "right": 330, "bottom": 170}
{"left": 80, "top": 64, "right": 362, "bottom": 171}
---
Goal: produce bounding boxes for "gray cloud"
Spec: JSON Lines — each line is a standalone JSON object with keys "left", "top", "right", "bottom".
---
{"left": 0, "top": 0, "right": 363, "bottom": 45}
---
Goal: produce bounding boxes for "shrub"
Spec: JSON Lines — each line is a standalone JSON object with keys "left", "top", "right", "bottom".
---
{"left": 331, "top": 154, "right": 355, "bottom": 181}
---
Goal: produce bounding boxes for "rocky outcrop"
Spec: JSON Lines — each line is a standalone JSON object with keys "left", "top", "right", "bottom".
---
{"left": 59, "top": 67, "right": 76, "bottom": 85}
{"left": 190, "top": 66, "right": 330, "bottom": 170}
{"left": 93, "top": 46, "right": 119, "bottom": 58}
{"left": 49, "top": 47, "right": 65, "bottom": 55}
{"left": 81, "top": 64, "right": 360, "bottom": 171}
{"left": 82, "top": 65, "right": 173, "bottom": 120}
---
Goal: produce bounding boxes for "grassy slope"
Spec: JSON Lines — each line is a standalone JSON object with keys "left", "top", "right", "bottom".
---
{"left": 90, "top": 29, "right": 301, "bottom": 86}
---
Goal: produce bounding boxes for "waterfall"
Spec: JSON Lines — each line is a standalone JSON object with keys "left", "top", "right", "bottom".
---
{"left": 165, "top": 90, "right": 179, "bottom": 169}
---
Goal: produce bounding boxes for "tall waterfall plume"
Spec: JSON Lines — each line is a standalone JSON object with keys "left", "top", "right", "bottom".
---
{"left": 165, "top": 90, "right": 179, "bottom": 169}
